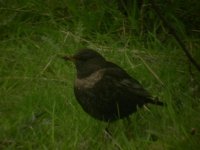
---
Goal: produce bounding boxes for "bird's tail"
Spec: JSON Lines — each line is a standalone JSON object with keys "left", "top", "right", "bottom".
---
{"left": 148, "top": 97, "right": 165, "bottom": 106}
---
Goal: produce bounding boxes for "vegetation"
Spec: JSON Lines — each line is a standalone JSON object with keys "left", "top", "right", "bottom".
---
{"left": 0, "top": 0, "right": 199, "bottom": 149}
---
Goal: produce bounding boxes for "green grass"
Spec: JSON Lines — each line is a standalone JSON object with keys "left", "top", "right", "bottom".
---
{"left": 1, "top": 0, "right": 200, "bottom": 149}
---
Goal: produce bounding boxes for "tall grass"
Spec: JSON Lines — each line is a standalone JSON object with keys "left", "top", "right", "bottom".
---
{"left": 0, "top": 0, "right": 199, "bottom": 149}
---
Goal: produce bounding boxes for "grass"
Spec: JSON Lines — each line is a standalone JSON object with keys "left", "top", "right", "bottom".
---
{"left": 0, "top": 0, "right": 200, "bottom": 149}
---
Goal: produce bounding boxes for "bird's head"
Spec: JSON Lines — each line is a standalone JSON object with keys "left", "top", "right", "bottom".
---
{"left": 62, "top": 49, "right": 104, "bottom": 62}
{"left": 62, "top": 49, "right": 106, "bottom": 78}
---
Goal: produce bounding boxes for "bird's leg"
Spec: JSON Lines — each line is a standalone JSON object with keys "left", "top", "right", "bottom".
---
{"left": 103, "top": 122, "right": 123, "bottom": 150}
{"left": 103, "top": 122, "right": 112, "bottom": 139}
{"left": 123, "top": 117, "right": 135, "bottom": 139}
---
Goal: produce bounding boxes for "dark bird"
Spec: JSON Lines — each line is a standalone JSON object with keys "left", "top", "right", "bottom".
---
{"left": 62, "top": 48, "right": 163, "bottom": 122}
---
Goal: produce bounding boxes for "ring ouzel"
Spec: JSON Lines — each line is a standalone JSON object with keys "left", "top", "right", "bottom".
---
{"left": 62, "top": 48, "right": 163, "bottom": 122}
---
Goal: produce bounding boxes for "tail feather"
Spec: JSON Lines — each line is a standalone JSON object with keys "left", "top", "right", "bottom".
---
{"left": 148, "top": 97, "right": 165, "bottom": 106}
{"left": 150, "top": 100, "right": 164, "bottom": 106}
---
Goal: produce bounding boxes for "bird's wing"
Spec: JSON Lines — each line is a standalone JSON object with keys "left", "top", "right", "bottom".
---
{"left": 100, "top": 67, "right": 151, "bottom": 98}
{"left": 119, "top": 78, "right": 151, "bottom": 97}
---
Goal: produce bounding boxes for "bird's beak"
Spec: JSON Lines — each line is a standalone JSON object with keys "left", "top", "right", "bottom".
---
{"left": 62, "top": 56, "right": 75, "bottom": 61}
{"left": 59, "top": 54, "right": 75, "bottom": 62}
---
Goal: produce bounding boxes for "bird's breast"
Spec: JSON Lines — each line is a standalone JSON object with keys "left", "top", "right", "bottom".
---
{"left": 75, "top": 69, "right": 105, "bottom": 89}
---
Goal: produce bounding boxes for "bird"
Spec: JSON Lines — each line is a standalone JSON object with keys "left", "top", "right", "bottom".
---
{"left": 62, "top": 48, "right": 163, "bottom": 122}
